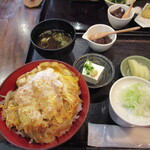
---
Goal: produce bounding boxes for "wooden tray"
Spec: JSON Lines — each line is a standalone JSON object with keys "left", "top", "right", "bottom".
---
{"left": 24, "top": 0, "right": 150, "bottom": 149}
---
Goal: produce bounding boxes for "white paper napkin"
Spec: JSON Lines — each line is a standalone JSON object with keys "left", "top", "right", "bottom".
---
{"left": 88, "top": 123, "right": 150, "bottom": 148}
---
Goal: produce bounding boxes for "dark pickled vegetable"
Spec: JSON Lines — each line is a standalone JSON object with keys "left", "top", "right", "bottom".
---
{"left": 93, "top": 36, "right": 112, "bottom": 44}
{"left": 110, "top": 7, "right": 125, "bottom": 18}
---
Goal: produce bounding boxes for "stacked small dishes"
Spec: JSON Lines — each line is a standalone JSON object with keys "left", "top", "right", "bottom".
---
{"left": 73, "top": 53, "right": 115, "bottom": 89}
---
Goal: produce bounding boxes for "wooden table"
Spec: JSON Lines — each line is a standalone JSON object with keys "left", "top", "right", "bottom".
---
{"left": 0, "top": 0, "right": 42, "bottom": 85}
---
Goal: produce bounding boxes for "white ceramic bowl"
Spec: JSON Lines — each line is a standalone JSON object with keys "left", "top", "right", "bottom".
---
{"left": 82, "top": 24, "right": 117, "bottom": 52}
{"left": 109, "top": 76, "right": 150, "bottom": 127}
{"left": 108, "top": 4, "right": 135, "bottom": 29}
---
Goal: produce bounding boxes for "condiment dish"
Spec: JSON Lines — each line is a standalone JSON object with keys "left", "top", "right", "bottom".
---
{"left": 108, "top": 4, "right": 135, "bottom": 29}
{"left": 82, "top": 24, "right": 117, "bottom": 52}
{"left": 73, "top": 53, "right": 115, "bottom": 88}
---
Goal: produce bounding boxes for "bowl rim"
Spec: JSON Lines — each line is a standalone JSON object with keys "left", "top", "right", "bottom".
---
{"left": 73, "top": 53, "right": 115, "bottom": 88}
{"left": 30, "top": 18, "right": 76, "bottom": 52}
{"left": 104, "top": 0, "right": 115, "bottom": 5}
{"left": 84, "top": 24, "right": 117, "bottom": 46}
{"left": 109, "top": 76, "right": 150, "bottom": 126}
{"left": 108, "top": 4, "right": 135, "bottom": 20}
{"left": 0, "top": 59, "right": 90, "bottom": 150}
{"left": 120, "top": 55, "right": 150, "bottom": 77}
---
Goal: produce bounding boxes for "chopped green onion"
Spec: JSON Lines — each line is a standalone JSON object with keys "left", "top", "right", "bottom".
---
{"left": 121, "top": 83, "right": 150, "bottom": 117}
{"left": 83, "top": 60, "right": 94, "bottom": 75}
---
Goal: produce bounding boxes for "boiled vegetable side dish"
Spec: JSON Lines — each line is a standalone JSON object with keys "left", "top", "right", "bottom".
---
{"left": 120, "top": 83, "right": 150, "bottom": 117}
{"left": 108, "top": 0, "right": 134, "bottom": 4}
{"left": 108, "top": 0, "right": 126, "bottom": 4}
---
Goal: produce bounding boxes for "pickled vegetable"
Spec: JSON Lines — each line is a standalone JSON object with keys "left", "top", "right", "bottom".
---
{"left": 128, "top": 59, "right": 150, "bottom": 81}
{"left": 141, "top": 3, "right": 150, "bottom": 19}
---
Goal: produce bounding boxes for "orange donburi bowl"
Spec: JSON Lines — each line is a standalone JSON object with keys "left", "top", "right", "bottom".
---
{"left": 0, "top": 59, "right": 90, "bottom": 150}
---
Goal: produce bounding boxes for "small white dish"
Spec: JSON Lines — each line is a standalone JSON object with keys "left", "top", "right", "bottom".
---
{"left": 82, "top": 24, "right": 117, "bottom": 52}
{"left": 109, "top": 76, "right": 150, "bottom": 127}
{"left": 108, "top": 4, "right": 135, "bottom": 29}
{"left": 134, "top": 3, "right": 150, "bottom": 28}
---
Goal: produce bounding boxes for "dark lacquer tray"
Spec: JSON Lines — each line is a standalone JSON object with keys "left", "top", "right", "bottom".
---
{"left": 24, "top": 0, "right": 150, "bottom": 150}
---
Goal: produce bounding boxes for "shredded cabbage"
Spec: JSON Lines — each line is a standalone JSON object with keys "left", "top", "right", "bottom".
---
{"left": 121, "top": 83, "right": 150, "bottom": 117}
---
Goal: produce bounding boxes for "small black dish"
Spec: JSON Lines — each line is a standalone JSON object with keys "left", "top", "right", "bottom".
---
{"left": 73, "top": 53, "right": 115, "bottom": 88}
{"left": 31, "top": 18, "right": 76, "bottom": 59}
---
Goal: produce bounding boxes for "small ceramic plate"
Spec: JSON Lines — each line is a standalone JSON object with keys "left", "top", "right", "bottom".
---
{"left": 120, "top": 55, "right": 150, "bottom": 77}
{"left": 73, "top": 53, "right": 115, "bottom": 88}
{"left": 134, "top": 3, "right": 150, "bottom": 28}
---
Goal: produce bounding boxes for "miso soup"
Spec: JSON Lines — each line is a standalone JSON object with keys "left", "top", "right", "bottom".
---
{"left": 37, "top": 29, "right": 72, "bottom": 49}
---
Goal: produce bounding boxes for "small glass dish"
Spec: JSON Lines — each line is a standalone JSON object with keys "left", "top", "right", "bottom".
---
{"left": 73, "top": 53, "right": 115, "bottom": 89}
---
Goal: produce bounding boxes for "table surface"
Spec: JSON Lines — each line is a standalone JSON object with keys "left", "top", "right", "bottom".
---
{"left": 0, "top": 0, "right": 42, "bottom": 85}
{"left": 0, "top": 0, "right": 41, "bottom": 147}
{"left": 0, "top": 0, "right": 150, "bottom": 150}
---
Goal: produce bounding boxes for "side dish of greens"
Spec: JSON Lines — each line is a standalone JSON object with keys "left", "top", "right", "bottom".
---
{"left": 120, "top": 83, "right": 150, "bottom": 117}
{"left": 108, "top": 0, "right": 126, "bottom": 4}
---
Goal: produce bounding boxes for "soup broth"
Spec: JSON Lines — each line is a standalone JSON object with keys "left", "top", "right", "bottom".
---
{"left": 37, "top": 29, "right": 72, "bottom": 49}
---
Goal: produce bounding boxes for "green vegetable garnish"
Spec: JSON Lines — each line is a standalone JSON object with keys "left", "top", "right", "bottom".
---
{"left": 109, "top": 0, "right": 126, "bottom": 4}
{"left": 83, "top": 60, "right": 94, "bottom": 75}
{"left": 121, "top": 83, "right": 150, "bottom": 117}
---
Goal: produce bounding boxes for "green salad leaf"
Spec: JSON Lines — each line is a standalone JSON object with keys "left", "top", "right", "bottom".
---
{"left": 121, "top": 83, "right": 150, "bottom": 117}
